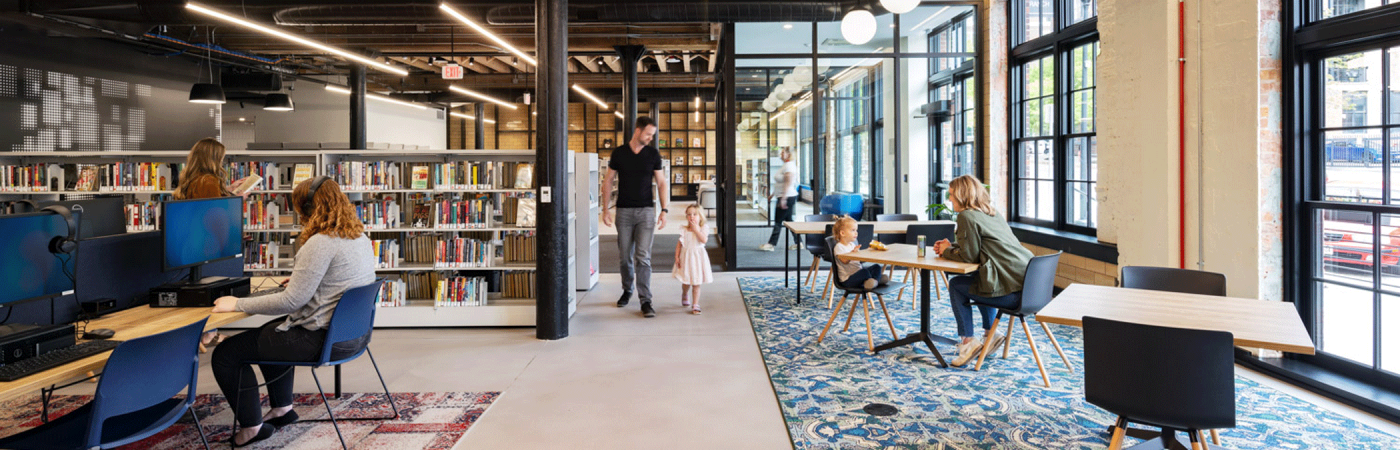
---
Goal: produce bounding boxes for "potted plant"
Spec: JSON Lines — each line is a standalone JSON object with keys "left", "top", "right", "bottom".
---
{"left": 926, "top": 203, "right": 955, "bottom": 220}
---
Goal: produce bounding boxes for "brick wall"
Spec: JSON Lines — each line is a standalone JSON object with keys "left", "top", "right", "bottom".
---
{"left": 1023, "top": 244, "right": 1118, "bottom": 289}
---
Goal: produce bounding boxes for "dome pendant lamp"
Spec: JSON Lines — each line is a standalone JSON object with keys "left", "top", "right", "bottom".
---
{"left": 189, "top": 26, "right": 226, "bottom": 104}
{"left": 264, "top": 93, "right": 294, "bottom": 111}
{"left": 841, "top": 9, "right": 877, "bottom": 45}
{"left": 881, "top": 0, "right": 920, "bottom": 15}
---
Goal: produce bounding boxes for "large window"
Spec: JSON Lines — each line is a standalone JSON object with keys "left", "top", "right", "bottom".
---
{"left": 1288, "top": 0, "right": 1400, "bottom": 398}
{"left": 1009, "top": 0, "right": 1098, "bottom": 233}
{"left": 929, "top": 13, "right": 978, "bottom": 203}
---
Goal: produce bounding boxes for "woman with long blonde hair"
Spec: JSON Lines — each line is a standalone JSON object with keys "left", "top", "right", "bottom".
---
{"left": 931, "top": 175, "right": 1034, "bottom": 367}
{"left": 209, "top": 177, "right": 374, "bottom": 446}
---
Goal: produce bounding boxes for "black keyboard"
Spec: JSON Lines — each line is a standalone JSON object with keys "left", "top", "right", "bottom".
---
{"left": 0, "top": 340, "right": 123, "bottom": 381}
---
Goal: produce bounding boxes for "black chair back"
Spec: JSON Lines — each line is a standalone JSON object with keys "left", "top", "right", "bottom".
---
{"left": 1083, "top": 316, "right": 1236, "bottom": 430}
{"left": 804, "top": 214, "right": 838, "bottom": 258}
{"left": 905, "top": 224, "right": 956, "bottom": 245}
{"left": 1121, "top": 266, "right": 1227, "bottom": 297}
{"left": 875, "top": 214, "right": 918, "bottom": 243}
{"left": 857, "top": 224, "right": 875, "bottom": 247}
{"left": 1014, "top": 252, "right": 1061, "bottom": 315}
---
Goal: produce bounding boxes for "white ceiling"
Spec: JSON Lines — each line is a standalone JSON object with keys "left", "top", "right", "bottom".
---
{"left": 735, "top": 4, "right": 968, "bottom": 65}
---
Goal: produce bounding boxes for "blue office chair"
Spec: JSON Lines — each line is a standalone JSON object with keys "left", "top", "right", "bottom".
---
{"left": 0, "top": 318, "right": 212, "bottom": 450}
{"left": 242, "top": 281, "right": 397, "bottom": 450}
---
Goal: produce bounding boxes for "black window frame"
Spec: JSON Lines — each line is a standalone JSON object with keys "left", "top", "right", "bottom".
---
{"left": 1008, "top": 0, "right": 1099, "bottom": 236}
{"left": 929, "top": 12, "right": 979, "bottom": 204}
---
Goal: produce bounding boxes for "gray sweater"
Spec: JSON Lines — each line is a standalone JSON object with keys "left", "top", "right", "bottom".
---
{"left": 238, "top": 234, "right": 375, "bottom": 332}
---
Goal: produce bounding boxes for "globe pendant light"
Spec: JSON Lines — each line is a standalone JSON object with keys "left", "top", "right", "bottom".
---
{"left": 264, "top": 93, "right": 294, "bottom": 111}
{"left": 841, "top": 10, "right": 877, "bottom": 45}
{"left": 881, "top": 0, "right": 920, "bottom": 14}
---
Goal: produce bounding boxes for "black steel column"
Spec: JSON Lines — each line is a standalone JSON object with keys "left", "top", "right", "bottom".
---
{"left": 810, "top": 25, "right": 824, "bottom": 205}
{"left": 892, "top": 14, "right": 902, "bottom": 214}
{"left": 615, "top": 45, "right": 646, "bottom": 141}
{"left": 720, "top": 23, "right": 737, "bottom": 269}
{"left": 536, "top": 0, "right": 568, "bottom": 340}
{"left": 474, "top": 103, "right": 486, "bottom": 149}
{"left": 349, "top": 64, "right": 367, "bottom": 149}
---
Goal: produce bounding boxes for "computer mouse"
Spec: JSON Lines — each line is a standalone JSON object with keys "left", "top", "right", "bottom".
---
{"left": 83, "top": 328, "right": 116, "bottom": 340}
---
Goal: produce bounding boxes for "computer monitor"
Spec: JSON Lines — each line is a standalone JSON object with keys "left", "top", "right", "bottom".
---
{"left": 161, "top": 197, "right": 243, "bottom": 281}
{"left": 40, "top": 196, "right": 125, "bottom": 240}
{"left": 0, "top": 211, "right": 77, "bottom": 307}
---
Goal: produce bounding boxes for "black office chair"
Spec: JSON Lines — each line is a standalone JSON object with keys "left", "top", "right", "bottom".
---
{"left": 803, "top": 214, "right": 838, "bottom": 290}
{"left": 1119, "top": 265, "right": 1227, "bottom": 445}
{"left": 969, "top": 252, "right": 1072, "bottom": 388}
{"left": 896, "top": 224, "right": 958, "bottom": 307}
{"left": 818, "top": 223, "right": 874, "bottom": 308}
{"left": 816, "top": 236, "right": 905, "bottom": 352}
{"left": 1121, "top": 266, "right": 1227, "bottom": 296}
{"left": 1084, "top": 316, "right": 1236, "bottom": 450}
{"left": 875, "top": 213, "right": 918, "bottom": 244}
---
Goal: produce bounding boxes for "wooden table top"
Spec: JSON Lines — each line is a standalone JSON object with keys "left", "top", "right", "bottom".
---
{"left": 1036, "top": 284, "right": 1316, "bottom": 355}
{"left": 839, "top": 243, "right": 980, "bottom": 274}
{"left": 784, "top": 220, "right": 955, "bottom": 235}
{"left": 0, "top": 306, "right": 250, "bottom": 402}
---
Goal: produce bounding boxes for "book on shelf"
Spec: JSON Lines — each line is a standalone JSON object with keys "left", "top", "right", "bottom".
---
{"left": 436, "top": 275, "right": 489, "bottom": 307}
{"left": 403, "top": 234, "right": 440, "bottom": 263}
{"left": 231, "top": 174, "right": 263, "bottom": 195}
{"left": 371, "top": 239, "right": 400, "bottom": 268}
{"left": 673, "top": 156, "right": 685, "bottom": 166}
{"left": 513, "top": 164, "right": 533, "bottom": 189}
{"left": 673, "top": 173, "right": 685, "bottom": 184}
{"left": 1, "top": 164, "right": 54, "bottom": 192}
{"left": 692, "top": 137, "right": 703, "bottom": 148}
{"left": 243, "top": 195, "right": 283, "bottom": 230}
{"left": 690, "top": 174, "right": 702, "bottom": 183}
{"left": 226, "top": 162, "right": 280, "bottom": 191}
{"left": 514, "top": 197, "right": 536, "bottom": 227}
{"left": 243, "top": 241, "right": 280, "bottom": 270}
{"left": 675, "top": 137, "right": 684, "bottom": 148}
{"left": 377, "top": 279, "right": 408, "bottom": 307}
{"left": 410, "top": 165, "right": 430, "bottom": 190}
{"left": 75, "top": 166, "right": 99, "bottom": 191}
{"left": 355, "top": 197, "right": 401, "bottom": 230}
{"left": 124, "top": 201, "right": 160, "bottom": 232}
{"left": 433, "top": 196, "right": 495, "bottom": 229}
{"left": 404, "top": 271, "right": 443, "bottom": 303}
{"left": 434, "top": 161, "right": 534, "bottom": 190}
{"left": 327, "top": 160, "right": 401, "bottom": 191}
{"left": 691, "top": 155, "right": 703, "bottom": 166}
{"left": 502, "top": 232, "right": 536, "bottom": 264}
{"left": 435, "top": 236, "right": 494, "bottom": 269}
{"left": 502, "top": 271, "right": 535, "bottom": 299}
{"left": 292, "top": 164, "right": 314, "bottom": 186}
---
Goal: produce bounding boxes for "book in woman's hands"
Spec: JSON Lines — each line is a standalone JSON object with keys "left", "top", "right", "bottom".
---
{"left": 232, "top": 174, "right": 263, "bottom": 195}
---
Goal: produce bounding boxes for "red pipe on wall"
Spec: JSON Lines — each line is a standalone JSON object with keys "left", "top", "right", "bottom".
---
{"left": 1178, "top": 0, "right": 1187, "bottom": 269}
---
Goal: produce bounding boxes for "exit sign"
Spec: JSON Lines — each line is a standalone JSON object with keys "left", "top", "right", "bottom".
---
{"left": 442, "top": 63, "right": 463, "bottom": 80}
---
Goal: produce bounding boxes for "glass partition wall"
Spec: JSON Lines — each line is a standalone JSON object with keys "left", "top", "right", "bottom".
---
{"left": 728, "top": 4, "right": 979, "bottom": 269}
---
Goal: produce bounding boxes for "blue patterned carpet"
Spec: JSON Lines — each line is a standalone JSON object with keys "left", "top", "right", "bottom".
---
{"left": 739, "top": 275, "right": 1400, "bottom": 449}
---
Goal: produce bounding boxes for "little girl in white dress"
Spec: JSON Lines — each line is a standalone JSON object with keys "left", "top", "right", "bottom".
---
{"left": 672, "top": 204, "right": 713, "bottom": 314}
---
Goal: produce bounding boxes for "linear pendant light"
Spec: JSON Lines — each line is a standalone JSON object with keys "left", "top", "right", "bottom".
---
{"left": 571, "top": 85, "right": 609, "bottom": 109}
{"left": 186, "top": 2, "right": 408, "bottom": 76}
{"left": 440, "top": 3, "right": 538, "bottom": 66}
{"left": 450, "top": 111, "right": 497, "bottom": 124}
{"left": 448, "top": 85, "right": 518, "bottom": 109}
{"left": 326, "top": 84, "right": 427, "bottom": 110}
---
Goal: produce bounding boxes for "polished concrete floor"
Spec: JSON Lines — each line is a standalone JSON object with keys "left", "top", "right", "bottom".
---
{"left": 53, "top": 272, "right": 1400, "bottom": 449}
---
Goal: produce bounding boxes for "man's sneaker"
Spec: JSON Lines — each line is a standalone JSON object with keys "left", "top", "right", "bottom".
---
{"left": 757, "top": 243, "right": 775, "bottom": 252}
{"left": 617, "top": 291, "right": 632, "bottom": 308}
{"left": 641, "top": 302, "right": 656, "bottom": 318}
{"left": 951, "top": 338, "right": 985, "bottom": 367}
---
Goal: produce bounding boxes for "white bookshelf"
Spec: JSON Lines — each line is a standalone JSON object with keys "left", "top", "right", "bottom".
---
{"left": 574, "top": 152, "right": 600, "bottom": 291}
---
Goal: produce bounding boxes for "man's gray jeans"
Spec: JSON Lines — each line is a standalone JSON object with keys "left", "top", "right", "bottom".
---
{"left": 615, "top": 206, "right": 656, "bottom": 303}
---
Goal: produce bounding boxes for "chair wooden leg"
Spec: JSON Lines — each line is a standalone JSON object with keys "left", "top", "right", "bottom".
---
{"left": 1038, "top": 321, "right": 1074, "bottom": 372}
{"left": 823, "top": 268, "right": 835, "bottom": 308}
{"left": 874, "top": 294, "right": 899, "bottom": 340}
{"left": 931, "top": 269, "right": 943, "bottom": 302}
{"left": 842, "top": 291, "right": 862, "bottom": 332}
{"left": 1002, "top": 314, "right": 1016, "bottom": 359}
{"left": 1107, "top": 417, "right": 1128, "bottom": 450}
{"left": 817, "top": 293, "right": 850, "bottom": 343}
{"left": 1020, "top": 318, "right": 1051, "bottom": 387}
{"left": 974, "top": 313, "right": 1004, "bottom": 371}
{"left": 1210, "top": 429, "right": 1221, "bottom": 445}
{"left": 896, "top": 267, "right": 912, "bottom": 305}
{"left": 1188, "top": 428, "right": 1203, "bottom": 450}
{"left": 861, "top": 294, "right": 874, "bottom": 352}
{"left": 805, "top": 258, "right": 820, "bottom": 288}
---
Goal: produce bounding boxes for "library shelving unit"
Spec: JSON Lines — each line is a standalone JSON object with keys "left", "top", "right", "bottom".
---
{"left": 747, "top": 156, "right": 783, "bottom": 219}
{"left": 574, "top": 152, "right": 599, "bottom": 290}
{"left": 655, "top": 101, "right": 716, "bottom": 201}
{"left": 1, "top": 148, "right": 555, "bottom": 328}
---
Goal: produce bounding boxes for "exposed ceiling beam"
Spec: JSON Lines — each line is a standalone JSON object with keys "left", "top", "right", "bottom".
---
{"left": 604, "top": 56, "right": 622, "bottom": 73}
{"left": 479, "top": 56, "right": 512, "bottom": 74}
{"left": 682, "top": 52, "right": 692, "bottom": 73}
{"left": 575, "top": 56, "right": 600, "bottom": 73}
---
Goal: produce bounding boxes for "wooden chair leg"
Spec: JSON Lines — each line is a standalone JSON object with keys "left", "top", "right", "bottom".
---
{"left": 1002, "top": 314, "right": 1017, "bottom": 359}
{"left": 842, "top": 291, "right": 862, "bottom": 332}
{"left": 1107, "top": 417, "right": 1128, "bottom": 450}
{"left": 817, "top": 293, "right": 850, "bottom": 343}
{"left": 805, "top": 258, "right": 820, "bottom": 288}
{"left": 1188, "top": 428, "right": 1203, "bottom": 450}
{"left": 1038, "top": 320, "right": 1074, "bottom": 372}
{"left": 822, "top": 268, "right": 835, "bottom": 308}
{"left": 1210, "top": 429, "right": 1221, "bottom": 445}
{"left": 873, "top": 294, "right": 899, "bottom": 341}
{"left": 1020, "top": 318, "right": 1051, "bottom": 387}
{"left": 895, "top": 267, "right": 912, "bottom": 305}
{"left": 861, "top": 294, "right": 874, "bottom": 352}
{"left": 931, "top": 269, "right": 943, "bottom": 302}
{"left": 973, "top": 313, "right": 1003, "bottom": 371}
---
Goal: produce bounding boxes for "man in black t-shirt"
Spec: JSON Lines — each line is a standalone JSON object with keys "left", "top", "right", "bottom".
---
{"left": 601, "top": 117, "right": 669, "bottom": 318}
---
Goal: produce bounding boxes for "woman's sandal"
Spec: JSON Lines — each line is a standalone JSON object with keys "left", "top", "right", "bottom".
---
{"left": 682, "top": 298, "right": 691, "bottom": 307}
{"left": 690, "top": 307, "right": 702, "bottom": 315}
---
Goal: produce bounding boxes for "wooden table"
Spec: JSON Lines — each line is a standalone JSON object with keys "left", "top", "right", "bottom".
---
{"left": 781, "top": 220, "right": 955, "bottom": 302}
{"left": 841, "top": 244, "right": 979, "bottom": 366}
{"left": 1037, "top": 284, "right": 1315, "bottom": 355}
{"left": 0, "top": 306, "right": 249, "bottom": 418}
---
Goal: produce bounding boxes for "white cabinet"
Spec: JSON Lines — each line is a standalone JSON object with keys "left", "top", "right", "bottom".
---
{"left": 574, "top": 153, "right": 600, "bottom": 291}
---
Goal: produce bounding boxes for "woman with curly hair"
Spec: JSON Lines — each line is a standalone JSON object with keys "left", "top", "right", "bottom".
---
{"left": 209, "top": 176, "right": 374, "bottom": 447}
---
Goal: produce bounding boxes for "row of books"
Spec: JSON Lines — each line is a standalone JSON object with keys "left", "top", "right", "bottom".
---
{"left": 501, "top": 272, "right": 535, "bottom": 299}
{"left": 436, "top": 237, "right": 494, "bottom": 269}
{"left": 377, "top": 279, "right": 409, "bottom": 307}
{"left": 1, "top": 164, "right": 54, "bottom": 192}
{"left": 326, "top": 161, "right": 402, "bottom": 191}
{"left": 433, "top": 161, "right": 534, "bottom": 190}
{"left": 436, "top": 275, "right": 490, "bottom": 307}
{"left": 244, "top": 195, "right": 284, "bottom": 230}
{"left": 95, "top": 162, "right": 177, "bottom": 191}
{"left": 356, "top": 198, "right": 401, "bottom": 229}
{"left": 402, "top": 234, "right": 439, "bottom": 263}
{"left": 502, "top": 232, "right": 536, "bottom": 264}
{"left": 400, "top": 272, "right": 444, "bottom": 304}
{"left": 226, "top": 162, "right": 315, "bottom": 191}
{"left": 244, "top": 241, "right": 281, "bottom": 269}
{"left": 371, "top": 239, "right": 400, "bottom": 269}
{"left": 432, "top": 196, "right": 496, "bottom": 229}
{"left": 125, "top": 201, "right": 160, "bottom": 232}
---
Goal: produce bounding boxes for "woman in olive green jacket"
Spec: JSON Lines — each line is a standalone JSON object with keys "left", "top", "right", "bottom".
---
{"left": 932, "top": 175, "right": 1034, "bottom": 367}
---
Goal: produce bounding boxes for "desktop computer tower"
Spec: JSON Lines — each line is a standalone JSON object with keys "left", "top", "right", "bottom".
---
{"left": 149, "top": 277, "right": 251, "bottom": 307}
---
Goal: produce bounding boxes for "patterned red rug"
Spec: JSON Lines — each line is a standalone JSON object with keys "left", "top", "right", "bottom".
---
{"left": 0, "top": 391, "right": 498, "bottom": 449}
